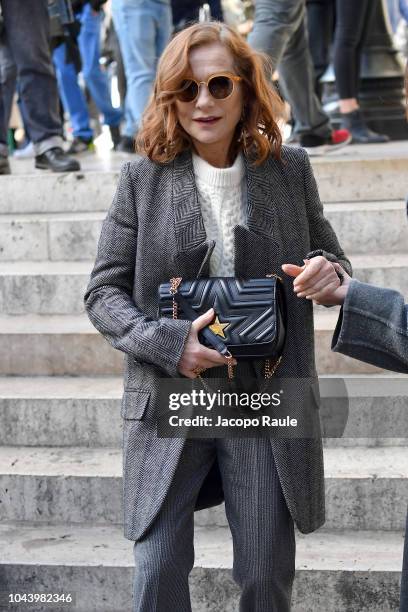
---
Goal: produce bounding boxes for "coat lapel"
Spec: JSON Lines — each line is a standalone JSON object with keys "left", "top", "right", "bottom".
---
{"left": 171, "top": 150, "right": 289, "bottom": 279}
{"left": 170, "top": 149, "right": 290, "bottom": 381}
{"left": 234, "top": 154, "right": 286, "bottom": 278}
{"left": 171, "top": 150, "right": 215, "bottom": 279}
{"left": 235, "top": 154, "right": 292, "bottom": 381}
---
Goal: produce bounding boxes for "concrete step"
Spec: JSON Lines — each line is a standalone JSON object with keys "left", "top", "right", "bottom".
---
{"left": 0, "top": 314, "right": 123, "bottom": 376}
{"left": 0, "top": 376, "right": 407, "bottom": 448}
{"left": 0, "top": 261, "right": 91, "bottom": 315}
{"left": 0, "top": 446, "right": 407, "bottom": 530}
{"left": 0, "top": 211, "right": 104, "bottom": 262}
{"left": 349, "top": 253, "right": 408, "bottom": 296}
{"left": 324, "top": 200, "right": 408, "bottom": 255}
{"left": 0, "top": 312, "right": 386, "bottom": 375}
{"left": 196, "top": 446, "right": 408, "bottom": 531}
{"left": 0, "top": 522, "right": 403, "bottom": 611}
{"left": 1, "top": 168, "right": 120, "bottom": 214}
{"left": 2, "top": 142, "right": 408, "bottom": 214}
{"left": 0, "top": 376, "right": 123, "bottom": 447}
{"left": 1, "top": 254, "right": 407, "bottom": 315}
{"left": 1, "top": 201, "right": 406, "bottom": 263}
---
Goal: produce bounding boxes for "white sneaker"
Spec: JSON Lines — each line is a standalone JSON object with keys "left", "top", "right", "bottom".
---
{"left": 13, "top": 142, "right": 35, "bottom": 159}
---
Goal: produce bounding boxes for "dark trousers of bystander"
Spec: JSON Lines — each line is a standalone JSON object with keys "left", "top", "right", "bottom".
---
{"left": 306, "top": 0, "right": 334, "bottom": 99}
{"left": 0, "top": 0, "right": 64, "bottom": 156}
{"left": 0, "top": 42, "right": 16, "bottom": 157}
{"left": 333, "top": 0, "right": 372, "bottom": 99}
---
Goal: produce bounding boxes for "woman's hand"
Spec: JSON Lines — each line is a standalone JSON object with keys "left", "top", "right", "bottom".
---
{"left": 177, "top": 308, "right": 237, "bottom": 379}
{"left": 282, "top": 256, "right": 351, "bottom": 306}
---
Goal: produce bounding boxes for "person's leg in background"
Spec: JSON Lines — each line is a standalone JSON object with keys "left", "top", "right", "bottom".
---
{"left": 334, "top": 0, "right": 389, "bottom": 143}
{"left": 207, "top": 0, "right": 224, "bottom": 21}
{"left": 77, "top": 3, "right": 123, "bottom": 149}
{"left": 0, "top": 41, "right": 16, "bottom": 173}
{"left": 217, "top": 438, "right": 296, "bottom": 611}
{"left": 388, "top": 0, "right": 402, "bottom": 32}
{"left": 52, "top": 41, "right": 95, "bottom": 152}
{"left": 13, "top": 90, "right": 36, "bottom": 158}
{"left": 248, "top": 0, "right": 329, "bottom": 138}
{"left": 306, "top": 0, "right": 334, "bottom": 101}
{"left": 110, "top": 22, "right": 127, "bottom": 108}
{"left": 111, "top": 0, "right": 172, "bottom": 153}
{"left": 248, "top": 0, "right": 350, "bottom": 153}
{"left": 155, "top": 1, "right": 173, "bottom": 60}
{"left": 1, "top": 0, "right": 80, "bottom": 172}
{"left": 132, "top": 438, "right": 216, "bottom": 611}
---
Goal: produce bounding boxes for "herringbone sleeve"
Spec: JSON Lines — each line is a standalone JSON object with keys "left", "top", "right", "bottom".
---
{"left": 84, "top": 161, "right": 192, "bottom": 377}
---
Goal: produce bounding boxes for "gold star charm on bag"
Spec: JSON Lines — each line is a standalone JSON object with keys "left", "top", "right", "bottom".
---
{"left": 209, "top": 315, "right": 230, "bottom": 338}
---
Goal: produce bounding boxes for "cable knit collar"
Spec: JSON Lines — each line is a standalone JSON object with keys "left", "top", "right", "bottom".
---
{"left": 192, "top": 151, "right": 245, "bottom": 188}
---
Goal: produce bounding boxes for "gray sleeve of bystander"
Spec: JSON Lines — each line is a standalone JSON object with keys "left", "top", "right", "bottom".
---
{"left": 331, "top": 279, "right": 408, "bottom": 373}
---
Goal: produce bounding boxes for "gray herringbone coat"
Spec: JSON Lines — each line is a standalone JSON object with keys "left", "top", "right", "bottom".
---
{"left": 84, "top": 145, "right": 352, "bottom": 541}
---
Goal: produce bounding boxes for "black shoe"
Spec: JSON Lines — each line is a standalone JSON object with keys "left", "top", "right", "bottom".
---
{"left": 0, "top": 156, "right": 11, "bottom": 175}
{"left": 109, "top": 125, "right": 122, "bottom": 150}
{"left": 116, "top": 136, "right": 136, "bottom": 154}
{"left": 67, "top": 137, "right": 95, "bottom": 154}
{"left": 300, "top": 128, "right": 352, "bottom": 155}
{"left": 285, "top": 131, "right": 300, "bottom": 145}
{"left": 340, "top": 109, "right": 390, "bottom": 144}
{"left": 35, "top": 147, "right": 81, "bottom": 172}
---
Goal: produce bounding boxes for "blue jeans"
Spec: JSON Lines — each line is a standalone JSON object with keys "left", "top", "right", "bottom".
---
{"left": 52, "top": 3, "right": 122, "bottom": 140}
{"left": 111, "top": 0, "right": 172, "bottom": 137}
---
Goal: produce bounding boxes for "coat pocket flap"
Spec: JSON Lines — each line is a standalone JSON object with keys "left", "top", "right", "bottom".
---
{"left": 121, "top": 389, "right": 150, "bottom": 420}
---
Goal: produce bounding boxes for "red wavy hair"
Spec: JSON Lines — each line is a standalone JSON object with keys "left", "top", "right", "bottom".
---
{"left": 136, "top": 21, "right": 286, "bottom": 165}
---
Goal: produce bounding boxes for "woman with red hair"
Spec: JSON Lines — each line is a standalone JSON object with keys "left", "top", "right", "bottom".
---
{"left": 85, "top": 22, "right": 351, "bottom": 611}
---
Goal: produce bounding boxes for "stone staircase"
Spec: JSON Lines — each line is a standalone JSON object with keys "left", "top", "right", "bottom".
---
{"left": 0, "top": 143, "right": 407, "bottom": 611}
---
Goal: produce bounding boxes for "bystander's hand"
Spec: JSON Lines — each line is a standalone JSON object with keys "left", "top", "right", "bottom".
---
{"left": 282, "top": 257, "right": 351, "bottom": 306}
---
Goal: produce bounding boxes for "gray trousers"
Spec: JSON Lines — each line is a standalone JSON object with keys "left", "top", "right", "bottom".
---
{"left": 132, "top": 438, "right": 295, "bottom": 611}
{"left": 247, "top": 0, "right": 331, "bottom": 138}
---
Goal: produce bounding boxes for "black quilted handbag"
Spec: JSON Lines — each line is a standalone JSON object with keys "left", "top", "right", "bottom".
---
{"left": 158, "top": 275, "right": 286, "bottom": 379}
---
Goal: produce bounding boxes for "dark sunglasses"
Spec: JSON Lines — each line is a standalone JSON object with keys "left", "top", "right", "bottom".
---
{"left": 175, "top": 73, "right": 242, "bottom": 103}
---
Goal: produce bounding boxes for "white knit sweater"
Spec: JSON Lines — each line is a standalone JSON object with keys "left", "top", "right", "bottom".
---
{"left": 192, "top": 152, "right": 246, "bottom": 277}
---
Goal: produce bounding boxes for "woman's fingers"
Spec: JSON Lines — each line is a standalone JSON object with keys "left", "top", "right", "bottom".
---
{"left": 293, "top": 257, "right": 332, "bottom": 289}
{"left": 281, "top": 263, "right": 305, "bottom": 277}
{"left": 180, "top": 349, "right": 237, "bottom": 379}
{"left": 295, "top": 260, "right": 338, "bottom": 293}
{"left": 199, "top": 345, "right": 237, "bottom": 367}
{"left": 303, "top": 279, "right": 341, "bottom": 303}
{"left": 296, "top": 274, "right": 339, "bottom": 297}
{"left": 191, "top": 307, "right": 215, "bottom": 331}
{"left": 178, "top": 307, "right": 239, "bottom": 377}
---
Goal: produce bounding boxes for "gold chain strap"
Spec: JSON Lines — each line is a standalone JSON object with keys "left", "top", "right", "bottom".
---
{"left": 264, "top": 356, "right": 282, "bottom": 378}
{"left": 170, "top": 276, "right": 182, "bottom": 320}
{"left": 266, "top": 272, "right": 283, "bottom": 281}
{"left": 225, "top": 353, "right": 235, "bottom": 380}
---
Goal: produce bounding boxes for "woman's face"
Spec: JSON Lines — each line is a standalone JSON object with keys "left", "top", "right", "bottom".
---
{"left": 174, "top": 42, "right": 244, "bottom": 166}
